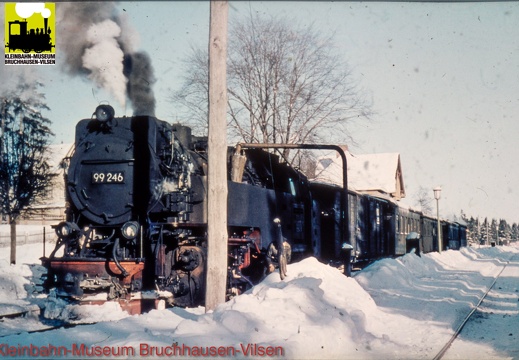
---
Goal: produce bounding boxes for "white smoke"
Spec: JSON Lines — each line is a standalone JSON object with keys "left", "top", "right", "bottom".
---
{"left": 57, "top": 3, "right": 155, "bottom": 115}
{"left": 82, "top": 19, "right": 127, "bottom": 107}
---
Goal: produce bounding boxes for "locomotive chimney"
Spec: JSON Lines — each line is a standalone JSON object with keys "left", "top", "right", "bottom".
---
{"left": 44, "top": 18, "right": 48, "bottom": 34}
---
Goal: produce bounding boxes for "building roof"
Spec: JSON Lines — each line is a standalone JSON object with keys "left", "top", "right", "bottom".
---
{"left": 312, "top": 149, "right": 406, "bottom": 200}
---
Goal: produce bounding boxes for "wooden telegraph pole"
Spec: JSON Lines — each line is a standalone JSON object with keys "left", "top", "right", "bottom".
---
{"left": 205, "top": 0, "right": 229, "bottom": 312}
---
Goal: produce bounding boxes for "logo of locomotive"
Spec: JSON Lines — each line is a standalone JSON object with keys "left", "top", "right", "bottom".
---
{"left": 4, "top": 3, "right": 55, "bottom": 65}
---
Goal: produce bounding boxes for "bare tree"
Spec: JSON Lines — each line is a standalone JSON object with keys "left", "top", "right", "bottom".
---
{"left": 171, "top": 14, "right": 371, "bottom": 164}
{"left": 172, "top": 47, "right": 210, "bottom": 135}
{"left": 414, "top": 186, "right": 433, "bottom": 215}
{"left": 0, "top": 81, "right": 55, "bottom": 264}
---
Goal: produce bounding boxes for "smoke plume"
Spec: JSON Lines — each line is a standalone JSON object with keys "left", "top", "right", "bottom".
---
{"left": 57, "top": 2, "right": 156, "bottom": 115}
{"left": 82, "top": 19, "right": 127, "bottom": 107}
{"left": 123, "top": 52, "right": 156, "bottom": 116}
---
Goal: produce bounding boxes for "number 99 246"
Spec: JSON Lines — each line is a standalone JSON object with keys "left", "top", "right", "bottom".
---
{"left": 91, "top": 172, "right": 125, "bottom": 184}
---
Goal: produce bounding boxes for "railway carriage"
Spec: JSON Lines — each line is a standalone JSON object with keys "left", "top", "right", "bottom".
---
{"left": 396, "top": 206, "right": 421, "bottom": 255}
{"left": 421, "top": 214, "right": 439, "bottom": 253}
{"left": 443, "top": 221, "right": 467, "bottom": 250}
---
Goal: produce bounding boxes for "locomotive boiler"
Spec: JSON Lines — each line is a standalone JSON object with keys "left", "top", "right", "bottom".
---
{"left": 42, "top": 105, "right": 310, "bottom": 313}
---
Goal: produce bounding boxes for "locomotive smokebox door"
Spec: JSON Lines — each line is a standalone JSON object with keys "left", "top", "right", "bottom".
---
{"left": 67, "top": 110, "right": 135, "bottom": 225}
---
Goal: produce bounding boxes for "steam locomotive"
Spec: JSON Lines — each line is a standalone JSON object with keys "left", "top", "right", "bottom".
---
{"left": 42, "top": 105, "right": 466, "bottom": 313}
{"left": 42, "top": 105, "right": 316, "bottom": 313}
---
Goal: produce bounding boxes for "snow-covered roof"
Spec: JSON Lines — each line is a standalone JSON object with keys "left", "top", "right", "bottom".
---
{"left": 313, "top": 149, "right": 406, "bottom": 199}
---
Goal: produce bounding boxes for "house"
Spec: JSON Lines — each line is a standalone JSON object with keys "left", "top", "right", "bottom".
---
{"left": 312, "top": 146, "right": 405, "bottom": 200}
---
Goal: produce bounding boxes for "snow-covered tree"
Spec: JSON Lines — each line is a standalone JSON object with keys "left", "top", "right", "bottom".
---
{"left": 512, "top": 223, "right": 519, "bottom": 242}
{"left": 463, "top": 215, "right": 476, "bottom": 245}
{"left": 498, "top": 219, "right": 511, "bottom": 244}
{"left": 489, "top": 219, "right": 499, "bottom": 245}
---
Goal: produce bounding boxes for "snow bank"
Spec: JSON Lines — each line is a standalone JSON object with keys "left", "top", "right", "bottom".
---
{"left": 1, "top": 242, "right": 519, "bottom": 359}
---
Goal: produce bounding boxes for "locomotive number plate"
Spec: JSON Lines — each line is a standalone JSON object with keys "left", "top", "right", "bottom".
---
{"left": 91, "top": 172, "right": 125, "bottom": 184}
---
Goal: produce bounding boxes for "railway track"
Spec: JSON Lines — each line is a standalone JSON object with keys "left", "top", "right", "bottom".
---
{"left": 432, "top": 255, "right": 516, "bottom": 360}
{"left": 0, "top": 305, "right": 69, "bottom": 337}
{"left": 0, "top": 304, "right": 40, "bottom": 320}
{"left": 0, "top": 313, "right": 92, "bottom": 338}
{"left": 0, "top": 321, "right": 78, "bottom": 337}
{"left": 0, "top": 303, "right": 98, "bottom": 338}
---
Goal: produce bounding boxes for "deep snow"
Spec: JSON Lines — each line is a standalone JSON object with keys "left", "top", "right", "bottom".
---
{"left": 1, "top": 233, "right": 519, "bottom": 359}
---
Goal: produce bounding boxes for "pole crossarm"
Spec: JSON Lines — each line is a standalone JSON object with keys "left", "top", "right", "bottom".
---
{"left": 234, "top": 142, "right": 350, "bottom": 248}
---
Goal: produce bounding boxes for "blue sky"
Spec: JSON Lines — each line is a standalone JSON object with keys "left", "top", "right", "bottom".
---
{"left": 2, "top": 1, "right": 518, "bottom": 224}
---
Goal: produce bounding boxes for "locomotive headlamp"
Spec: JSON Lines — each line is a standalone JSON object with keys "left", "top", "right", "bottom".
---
{"left": 121, "top": 221, "right": 139, "bottom": 239}
{"left": 55, "top": 221, "right": 80, "bottom": 239}
{"left": 94, "top": 105, "right": 115, "bottom": 123}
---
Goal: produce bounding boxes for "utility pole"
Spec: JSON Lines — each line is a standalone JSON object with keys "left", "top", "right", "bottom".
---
{"left": 205, "top": 0, "right": 228, "bottom": 312}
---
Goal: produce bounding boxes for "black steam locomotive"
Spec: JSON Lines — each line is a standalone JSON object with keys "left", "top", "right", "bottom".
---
{"left": 42, "top": 105, "right": 316, "bottom": 312}
{"left": 42, "top": 105, "right": 466, "bottom": 313}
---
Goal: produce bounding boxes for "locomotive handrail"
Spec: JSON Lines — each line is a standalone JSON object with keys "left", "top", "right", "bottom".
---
{"left": 234, "top": 143, "right": 350, "bottom": 262}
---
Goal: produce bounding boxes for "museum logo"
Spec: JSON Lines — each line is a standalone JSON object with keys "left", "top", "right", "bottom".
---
{"left": 4, "top": 3, "right": 55, "bottom": 65}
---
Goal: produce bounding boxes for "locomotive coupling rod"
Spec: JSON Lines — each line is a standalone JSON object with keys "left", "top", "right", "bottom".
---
{"left": 235, "top": 143, "right": 351, "bottom": 269}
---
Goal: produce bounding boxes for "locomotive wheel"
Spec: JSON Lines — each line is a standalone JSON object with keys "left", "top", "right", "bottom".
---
{"left": 22, "top": 48, "right": 31, "bottom": 53}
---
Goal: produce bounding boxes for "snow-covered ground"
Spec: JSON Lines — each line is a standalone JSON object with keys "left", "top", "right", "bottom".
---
{"left": 1, "top": 234, "right": 518, "bottom": 359}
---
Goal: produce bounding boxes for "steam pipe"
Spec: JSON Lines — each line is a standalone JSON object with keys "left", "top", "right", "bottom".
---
{"left": 113, "top": 237, "right": 129, "bottom": 277}
{"left": 234, "top": 143, "right": 350, "bottom": 256}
